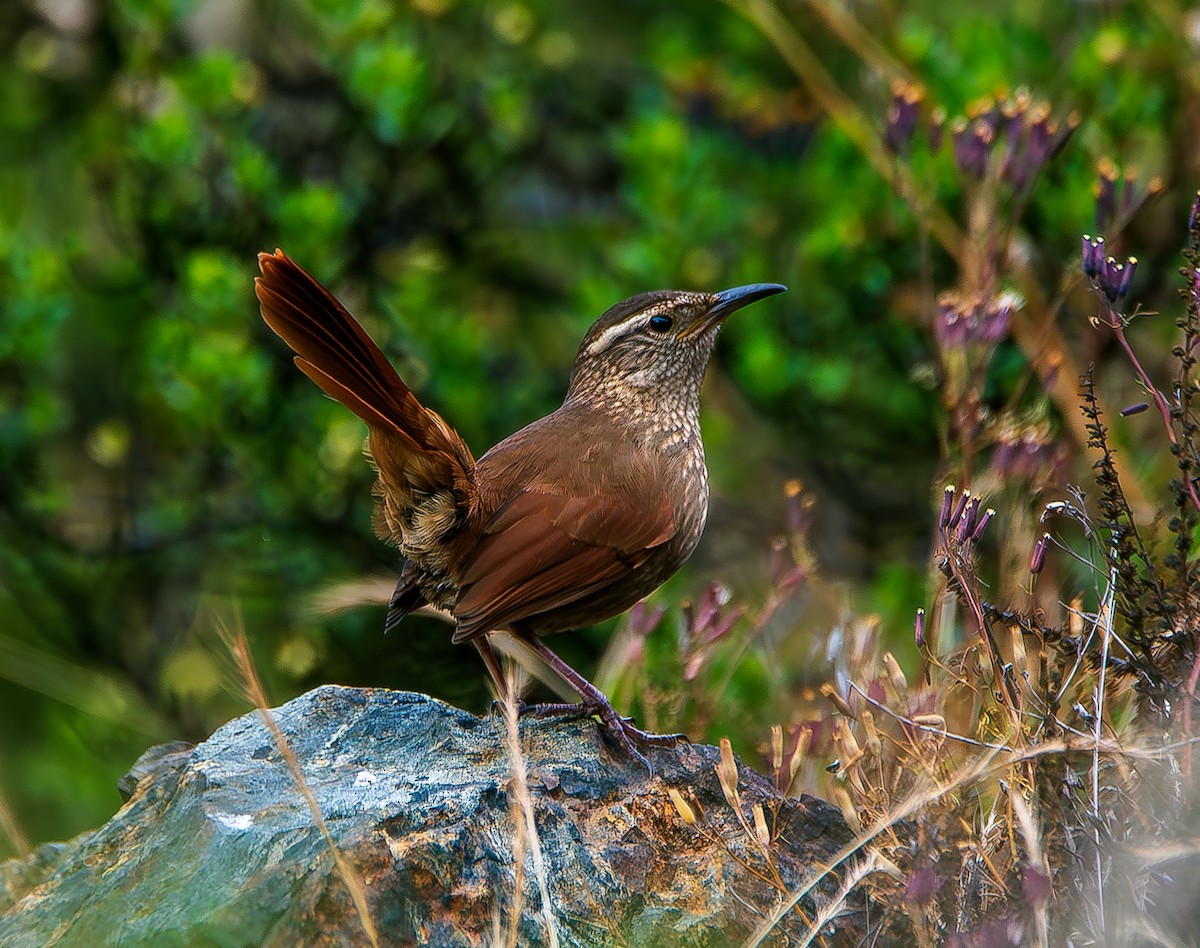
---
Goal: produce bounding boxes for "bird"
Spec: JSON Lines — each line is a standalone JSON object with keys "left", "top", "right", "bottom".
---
{"left": 255, "top": 250, "right": 785, "bottom": 759}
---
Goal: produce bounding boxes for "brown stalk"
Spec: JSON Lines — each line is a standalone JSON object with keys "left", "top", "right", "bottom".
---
{"left": 722, "top": 0, "right": 962, "bottom": 255}
{"left": 1012, "top": 271, "right": 1146, "bottom": 521}
{"left": 496, "top": 665, "right": 561, "bottom": 948}
{"left": 804, "top": 0, "right": 914, "bottom": 87}
{"left": 216, "top": 614, "right": 380, "bottom": 948}
{"left": 0, "top": 773, "right": 31, "bottom": 858}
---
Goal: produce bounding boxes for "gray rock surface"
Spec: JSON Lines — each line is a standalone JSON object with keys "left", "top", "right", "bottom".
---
{"left": 0, "top": 686, "right": 863, "bottom": 946}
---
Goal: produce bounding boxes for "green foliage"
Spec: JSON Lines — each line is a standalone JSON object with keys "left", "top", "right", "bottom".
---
{"left": 0, "top": 0, "right": 1194, "bottom": 860}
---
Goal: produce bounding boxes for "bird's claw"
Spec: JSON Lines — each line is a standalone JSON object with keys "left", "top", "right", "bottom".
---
{"left": 592, "top": 705, "right": 688, "bottom": 774}
{"left": 517, "top": 701, "right": 589, "bottom": 720}
{"left": 487, "top": 696, "right": 528, "bottom": 718}
{"left": 516, "top": 699, "right": 688, "bottom": 770}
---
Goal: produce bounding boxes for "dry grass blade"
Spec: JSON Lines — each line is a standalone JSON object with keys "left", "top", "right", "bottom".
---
{"left": 215, "top": 611, "right": 380, "bottom": 948}
{"left": 722, "top": 0, "right": 962, "bottom": 257}
{"left": 668, "top": 787, "right": 698, "bottom": 825}
{"left": 1090, "top": 569, "right": 1117, "bottom": 936}
{"left": 796, "top": 850, "right": 880, "bottom": 948}
{"left": 307, "top": 575, "right": 399, "bottom": 617}
{"left": 497, "top": 664, "right": 560, "bottom": 948}
{"left": 0, "top": 772, "right": 31, "bottom": 857}
{"left": 0, "top": 634, "right": 173, "bottom": 738}
{"left": 1008, "top": 791, "right": 1049, "bottom": 948}
{"left": 739, "top": 742, "right": 1067, "bottom": 946}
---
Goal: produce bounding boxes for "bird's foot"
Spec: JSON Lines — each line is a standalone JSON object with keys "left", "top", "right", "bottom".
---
{"left": 593, "top": 704, "right": 688, "bottom": 749}
{"left": 487, "top": 696, "right": 528, "bottom": 718}
{"left": 517, "top": 698, "right": 687, "bottom": 770}
{"left": 584, "top": 698, "right": 689, "bottom": 774}
{"left": 513, "top": 635, "right": 688, "bottom": 772}
{"left": 519, "top": 699, "right": 687, "bottom": 744}
{"left": 517, "top": 701, "right": 590, "bottom": 720}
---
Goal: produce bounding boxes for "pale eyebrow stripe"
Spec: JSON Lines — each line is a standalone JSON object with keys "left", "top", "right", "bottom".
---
{"left": 584, "top": 314, "right": 647, "bottom": 357}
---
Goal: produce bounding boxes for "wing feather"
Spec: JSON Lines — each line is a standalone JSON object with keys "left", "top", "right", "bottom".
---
{"left": 451, "top": 487, "right": 675, "bottom": 642}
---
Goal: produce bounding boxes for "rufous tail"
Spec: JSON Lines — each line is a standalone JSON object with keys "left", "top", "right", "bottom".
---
{"left": 255, "top": 249, "right": 476, "bottom": 499}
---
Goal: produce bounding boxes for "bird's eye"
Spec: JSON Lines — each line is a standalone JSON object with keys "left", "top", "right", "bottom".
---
{"left": 647, "top": 314, "right": 674, "bottom": 333}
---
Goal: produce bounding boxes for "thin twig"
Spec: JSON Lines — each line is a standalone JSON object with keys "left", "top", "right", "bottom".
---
{"left": 1099, "top": 299, "right": 1200, "bottom": 513}
{"left": 1089, "top": 558, "right": 1116, "bottom": 938}
{"left": 498, "top": 667, "right": 561, "bottom": 948}
{"left": 0, "top": 773, "right": 31, "bottom": 857}
{"left": 217, "top": 613, "right": 380, "bottom": 948}
{"left": 796, "top": 850, "right": 881, "bottom": 948}
{"left": 722, "top": 0, "right": 963, "bottom": 259}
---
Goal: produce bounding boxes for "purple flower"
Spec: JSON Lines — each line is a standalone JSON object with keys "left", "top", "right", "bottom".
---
{"left": 952, "top": 118, "right": 991, "bottom": 179}
{"left": 885, "top": 81, "right": 923, "bottom": 156}
{"left": 904, "top": 864, "right": 939, "bottom": 905}
{"left": 1081, "top": 235, "right": 1104, "bottom": 279}
{"left": 935, "top": 292, "right": 1017, "bottom": 351}
{"left": 970, "top": 508, "right": 995, "bottom": 542}
{"left": 938, "top": 485, "right": 956, "bottom": 529}
{"left": 1081, "top": 235, "right": 1137, "bottom": 305}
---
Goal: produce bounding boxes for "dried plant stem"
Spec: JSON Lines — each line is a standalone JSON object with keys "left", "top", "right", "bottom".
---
{"left": 1008, "top": 791, "right": 1049, "bottom": 948}
{"left": 1185, "top": 652, "right": 1200, "bottom": 775}
{"left": 218, "top": 615, "right": 380, "bottom": 948}
{"left": 1090, "top": 566, "right": 1116, "bottom": 936}
{"left": 498, "top": 668, "right": 561, "bottom": 948}
{"left": 742, "top": 730, "right": 1182, "bottom": 946}
{"left": 796, "top": 850, "right": 880, "bottom": 948}
{"left": 0, "top": 773, "right": 30, "bottom": 857}
{"left": 943, "top": 544, "right": 1022, "bottom": 726}
{"left": 1092, "top": 294, "right": 1200, "bottom": 514}
{"left": 741, "top": 745, "right": 1007, "bottom": 947}
{"left": 803, "top": 0, "right": 913, "bottom": 87}
{"left": 710, "top": 583, "right": 792, "bottom": 707}
{"left": 1011, "top": 273, "right": 1154, "bottom": 519}
{"left": 723, "top": 0, "right": 962, "bottom": 258}
{"left": 847, "top": 680, "right": 1013, "bottom": 753}
{"left": 716, "top": 738, "right": 784, "bottom": 889}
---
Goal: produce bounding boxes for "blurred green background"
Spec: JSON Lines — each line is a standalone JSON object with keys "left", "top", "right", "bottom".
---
{"left": 2, "top": 0, "right": 1197, "bottom": 855}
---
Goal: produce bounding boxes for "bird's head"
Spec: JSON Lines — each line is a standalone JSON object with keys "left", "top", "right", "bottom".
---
{"left": 566, "top": 284, "right": 787, "bottom": 406}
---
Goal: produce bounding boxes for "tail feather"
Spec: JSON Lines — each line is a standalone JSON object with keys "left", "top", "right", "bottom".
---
{"left": 257, "top": 250, "right": 422, "bottom": 435}
{"left": 256, "top": 248, "right": 477, "bottom": 507}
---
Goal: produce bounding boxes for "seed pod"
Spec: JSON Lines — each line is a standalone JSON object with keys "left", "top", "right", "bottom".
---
{"left": 1030, "top": 533, "right": 1051, "bottom": 574}
{"left": 970, "top": 508, "right": 996, "bottom": 543}
{"left": 938, "top": 484, "right": 956, "bottom": 529}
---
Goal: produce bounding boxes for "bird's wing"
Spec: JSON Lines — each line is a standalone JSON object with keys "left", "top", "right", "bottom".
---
{"left": 450, "top": 487, "right": 676, "bottom": 643}
{"left": 255, "top": 250, "right": 477, "bottom": 514}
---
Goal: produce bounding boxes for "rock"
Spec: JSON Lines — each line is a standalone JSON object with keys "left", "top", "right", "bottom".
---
{"left": 0, "top": 686, "right": 865, "bottom": 946}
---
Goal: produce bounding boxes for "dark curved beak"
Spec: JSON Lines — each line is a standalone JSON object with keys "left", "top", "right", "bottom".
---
{"left": 682, "top": 283, "right": 786, "bottom": 338}
{"left": 710, "top": 283, "right": 788, "bottom": 319}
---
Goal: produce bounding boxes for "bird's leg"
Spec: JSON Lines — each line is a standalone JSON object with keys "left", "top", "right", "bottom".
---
{"left": 476, "top": 636, "right": 525, "bottom": 716}
{"left": 519, "top": 636, "right": 688, "bottom": 761}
